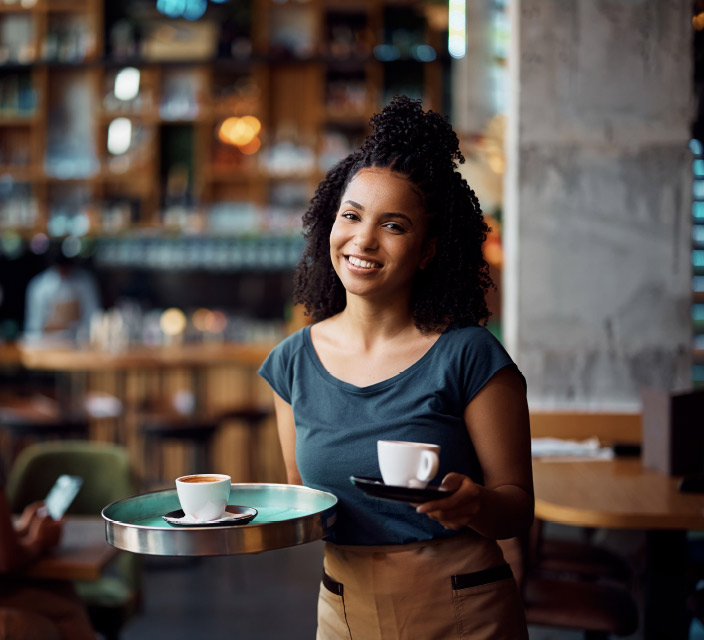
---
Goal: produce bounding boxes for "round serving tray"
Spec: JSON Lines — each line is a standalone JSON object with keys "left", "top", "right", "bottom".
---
{"left": 102, "top": 483, "right": 337, "bottom": 556}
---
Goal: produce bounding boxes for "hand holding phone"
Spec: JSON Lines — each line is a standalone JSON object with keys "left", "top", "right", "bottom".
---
{"left": 44, "top": 474, "right": 83, "bottom": 520}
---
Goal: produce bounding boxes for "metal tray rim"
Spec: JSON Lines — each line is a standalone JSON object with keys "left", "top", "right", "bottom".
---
{"left": 101, "top": 482, "right": 338, "bottom": 556}
{"left": 101, "top": 482, "right": 337, "bottom": 531}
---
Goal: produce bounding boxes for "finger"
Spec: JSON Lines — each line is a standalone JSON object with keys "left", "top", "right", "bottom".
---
{"left": 422, "top": 506, "right": 468, "bottom": 521}
{"left": 416, "top": 489, "right": 466, "bottom": 514}
{"left": 441, "top": 472, "right": 464, "bottom": 485}
{"left": 418, "top": 474, "right": 477, "bottom": 511}
{"left": 21, "top": 503, "right": 41, "bottom": 519}
{"left": 438, "top": 473, "right": 465, "bottom": 492}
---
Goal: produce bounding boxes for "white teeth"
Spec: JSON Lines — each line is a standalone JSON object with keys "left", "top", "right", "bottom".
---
{"left": 348, "top": 256, "right": 379, "bottom": 269}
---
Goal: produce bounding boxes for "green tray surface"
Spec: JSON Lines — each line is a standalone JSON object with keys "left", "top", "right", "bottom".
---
{"left": 104, "top": 484, "right": 337, "bottom": 529}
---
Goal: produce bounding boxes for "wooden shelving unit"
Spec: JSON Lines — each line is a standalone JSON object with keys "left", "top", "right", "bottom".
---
{"left": 0, "top": 0, "right": 450, "bottom": 237}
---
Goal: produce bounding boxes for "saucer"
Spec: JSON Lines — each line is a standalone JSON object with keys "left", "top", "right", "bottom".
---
{"left": 163, "top": 505, "right": 258, "bottom": 527}
{"left": 349, "top": 476, "right": 453, "bottom": 504}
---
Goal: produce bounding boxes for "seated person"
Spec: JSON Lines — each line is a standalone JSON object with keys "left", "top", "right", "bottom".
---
{"left": 0, "top": 463, "right": 95, "bottom": 640}
{"left": 23, "top": 245, "right": 101, "bottom": 345}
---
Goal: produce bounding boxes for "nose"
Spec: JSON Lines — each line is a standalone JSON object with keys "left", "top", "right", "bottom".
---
{"left": 354, "top": 222, "right": 378, "bottom": 251}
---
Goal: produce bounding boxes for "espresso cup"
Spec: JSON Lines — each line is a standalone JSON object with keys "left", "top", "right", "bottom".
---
{"left": 175, "top": 473, "right": 231, "bottom": 521}
{"left": 377, "top": 440, "right": 440, "bottom": 489}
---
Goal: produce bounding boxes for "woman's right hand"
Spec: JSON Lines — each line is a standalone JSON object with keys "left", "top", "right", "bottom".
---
{"left": 15, "top": 501, "right": 43, "bottom": 537}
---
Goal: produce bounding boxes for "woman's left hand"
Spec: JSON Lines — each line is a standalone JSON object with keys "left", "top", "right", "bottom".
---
{"left": 415, "top": 472, "right": 482, "bottom": 530}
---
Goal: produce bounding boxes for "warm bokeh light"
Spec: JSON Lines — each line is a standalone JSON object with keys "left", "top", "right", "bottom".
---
{"left": 205, "top": 310, "right": 227, "bottom": 333}
{"left": 218, "top": 115, "right": 262, "bottom": 154}
{"left": 160, "top": 307, "right": 187, "bottom": 336}
{"left": 488, "top": 153, "right": 505, "bottom": 174}
{"left": 238, "top": 136, "right": 261, "bottom": 155}
{"left": 239, "top": 115, "right": 261, "bottom": 137}
{"left": 192, "top": 308, "right": 211, "bottom": 332}
{"left": 483, "top": 239, "right": 503, "bottom": 267}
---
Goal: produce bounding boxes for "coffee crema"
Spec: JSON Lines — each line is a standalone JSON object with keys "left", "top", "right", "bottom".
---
{"left": 180, "top": 475, "right": 221, "bottom": 483}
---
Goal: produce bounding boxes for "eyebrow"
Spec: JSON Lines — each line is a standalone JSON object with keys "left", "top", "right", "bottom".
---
{"left": 341, "top": 199, "right": 364, "bottom": 210}
{"left": 340, "top": 200, "right": 414, "bottom": 225}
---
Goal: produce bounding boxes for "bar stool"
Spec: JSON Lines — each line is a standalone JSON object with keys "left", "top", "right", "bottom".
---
{"left": 0, "top": 397, "right": 89, "bottom": 470}
{"left": 498, "top": 536, "right": 639, "bottom": 639}
{"left": 139, "top": 412, "right": 221, "bottom": 488}
{"left": 530, "top": 518, "right": 634, "bottom": 586}
{"left": 216, "top": 405, "right": 271, "bottom": 481}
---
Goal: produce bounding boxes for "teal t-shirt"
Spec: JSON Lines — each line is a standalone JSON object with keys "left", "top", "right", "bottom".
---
{"left": 258, "top": 324, "right": 524, "bottom": 546}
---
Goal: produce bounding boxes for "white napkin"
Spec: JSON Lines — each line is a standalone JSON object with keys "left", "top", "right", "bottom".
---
{"left": 531, "top": 437, "right": 614, "bottom": 460}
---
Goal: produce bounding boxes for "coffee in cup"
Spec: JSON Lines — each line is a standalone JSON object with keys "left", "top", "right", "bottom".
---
{"left": 377, "top": 440, "right": 440, "bottom": 489}
{"left": 179, "top": 475, "right": 222, "bottom": 483}
{"left": 176, "top": 473, "right": 231, "bottom": 521}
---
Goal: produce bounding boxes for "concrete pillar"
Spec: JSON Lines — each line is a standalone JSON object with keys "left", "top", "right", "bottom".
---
{"left": 504, "top": 0, "right": 693, "bottom": 409}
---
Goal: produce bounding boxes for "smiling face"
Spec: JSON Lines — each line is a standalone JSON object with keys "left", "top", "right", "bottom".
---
{"left": 329, "top": 167, "right": 435, "bottom": 305}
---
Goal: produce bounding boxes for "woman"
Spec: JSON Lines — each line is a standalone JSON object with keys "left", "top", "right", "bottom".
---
{"left": 259, "top": 96, "right": 533, "bottom": 639}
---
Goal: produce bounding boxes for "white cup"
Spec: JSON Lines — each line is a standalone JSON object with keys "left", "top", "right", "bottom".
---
{"left": 175, "top": 473, "right": 231, "bottom": 521}
{"left": 377, "top": 440, "right": 440, "bottom": 489}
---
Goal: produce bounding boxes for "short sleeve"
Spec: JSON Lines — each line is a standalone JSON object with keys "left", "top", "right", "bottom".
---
{"left": 257, "top": 330, "right": 306, "bottom": 404}
{"left": 456, "top": 328, "right": 526, "bottom": 406}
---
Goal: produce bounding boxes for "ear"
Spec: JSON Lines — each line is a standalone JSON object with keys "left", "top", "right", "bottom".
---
{"left": 420, "top": 237, "right": 437, "bottom": 270}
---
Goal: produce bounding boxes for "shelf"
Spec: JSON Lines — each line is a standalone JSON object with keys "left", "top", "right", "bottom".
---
{"left": 98, "top": 173, "right": 153, "bottom": 186}
{"left": 99, "top": 111, "right": 158, "bottom": 124}
{"left": 203, "top": 167, "right": 265, "bottom": 183}
{"left": 0, "top": 0, "right": 448, "bottom": 235}
{"left": 42, "top": 1, "right": 93, "bottom": 13}
{"left": 0, "top": 1, "right": 93, "bottom": 12}
{"left": 0, "top": 166, "right": 41, "bottom": 180}
{"left": 0, "top": 114, "right": 39, "bottom": 125}
{"left": 44, "top": 175, "right": 100, "bottom": 184}
{"left": 0, "top": 170, "right": 159, "bottom": 185}
{"left": 0, "top": 4, "right": 35, "bottom": 14}
{"left": 322, "top": 111, "right": 369, "bottom": 125}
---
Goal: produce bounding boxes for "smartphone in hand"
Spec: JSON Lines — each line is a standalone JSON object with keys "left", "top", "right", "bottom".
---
{"left": 44, "top": 475, "right": 83, "bottom": 520}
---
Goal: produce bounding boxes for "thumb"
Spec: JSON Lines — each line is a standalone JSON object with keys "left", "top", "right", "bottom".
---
{"left": 439, "top": 472, "right": 466, "bottom": 492}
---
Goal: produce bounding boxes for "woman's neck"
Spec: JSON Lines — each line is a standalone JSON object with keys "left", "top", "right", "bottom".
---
{"left": 311, "top": 296, "right": 441, "bottom": 387}
{"left": 334, "top": 296, "right": 418, "bottom": 350}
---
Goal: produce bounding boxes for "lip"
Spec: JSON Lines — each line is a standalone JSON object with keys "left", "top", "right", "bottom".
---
{"left": 344, "top": 254, "right": 382, "bottom": 272}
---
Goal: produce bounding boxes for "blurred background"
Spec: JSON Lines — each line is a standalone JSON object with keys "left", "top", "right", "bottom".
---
{"left": 0, "top": 1, "right": 701, "bottom": 639}
{"left": 0, "top": 0, "right": 520, "bottom": 486}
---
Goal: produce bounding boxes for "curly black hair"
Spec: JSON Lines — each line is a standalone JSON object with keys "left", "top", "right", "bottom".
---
{"left": 293, "top": 96, "right": 493, "bottom": 333}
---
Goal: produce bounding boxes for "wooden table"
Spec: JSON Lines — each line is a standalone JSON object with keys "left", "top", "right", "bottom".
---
{"left": 21, "top": 517, "right": 117, "bottom": 581}
{"left": 0, "top": 340, "right": 272, "bottom": 436}
{"left": 1, "top": 340, "right": 277, "bottom": 481}
{"left": 533, "top": 458, "right": 704, "bottom": 640}
{"left": 4, "top": 341, "right": 272, "bottom": 373}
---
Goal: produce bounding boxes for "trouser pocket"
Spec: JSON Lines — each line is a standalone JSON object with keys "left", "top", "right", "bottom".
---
{"left": 452, "top": 564, "right": 528, "bottom": 640}
{"left": 316, "top": 571, "right": 353, "bottom": 640}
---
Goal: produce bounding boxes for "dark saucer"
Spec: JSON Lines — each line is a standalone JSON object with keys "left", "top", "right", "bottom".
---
{"left": 162, "top": 505, "right": 258, "bottom": 527}
{"left": 349, "top": 476, "right": 453, "bottom": 504}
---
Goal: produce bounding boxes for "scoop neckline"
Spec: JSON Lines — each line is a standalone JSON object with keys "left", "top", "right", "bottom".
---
{"left": 301, "top": 325, "right": 446, "bottom": 394}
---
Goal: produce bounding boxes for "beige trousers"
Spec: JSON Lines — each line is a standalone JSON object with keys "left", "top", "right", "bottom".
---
{"left": 317, "top": 531, "right": 528, "bottom": 640}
